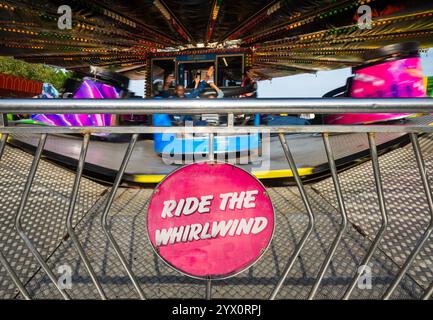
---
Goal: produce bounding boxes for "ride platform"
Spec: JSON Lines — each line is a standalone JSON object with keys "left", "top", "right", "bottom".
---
{"left": 7, "top": 115, "right": 433, "bottom": 184}
{"left": 0, "top": 133, "right": 431, "bottom": 299}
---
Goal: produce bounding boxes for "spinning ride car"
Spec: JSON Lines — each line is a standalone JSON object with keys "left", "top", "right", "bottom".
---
{"left": 150, "top": 50, "right": 260, "bottom": 155}
{"left": 31, "top": 68, "right": 130, "bottom": 129}
{"left": 324, "top": 42, "right": 427, "bottom": 124}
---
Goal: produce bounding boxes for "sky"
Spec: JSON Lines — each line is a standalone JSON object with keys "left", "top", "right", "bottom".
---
{"left": 128, "top": 49, "right": 433, "bottom": 98}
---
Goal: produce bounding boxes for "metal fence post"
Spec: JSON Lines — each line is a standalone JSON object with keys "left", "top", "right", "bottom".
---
{"left": 383, "top": 133, "right": 433, "bottom": 299}
{"left": 65, "top": 133, "right": 107, "bottom": 299}
{"left": 0, "top": 133, "right": 31, "bottom": 300}
{"left": 14, "top": 134, "right": 71, "bottom": 300}
{"left": 101, "top": 134, "right": 146, "bottom": 300}
{"left": 343, "top": 133, "right": 389, "bottom": 299}
{"left": 269, "top": 133, "right": 315, "bottom": 300}
{"left": 308, "top": 133, "right": 348, "bottom": 300}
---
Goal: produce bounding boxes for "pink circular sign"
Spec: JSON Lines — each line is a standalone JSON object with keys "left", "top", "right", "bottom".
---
{"left": 147, "top": 162, "right": 274, "bottom": 279}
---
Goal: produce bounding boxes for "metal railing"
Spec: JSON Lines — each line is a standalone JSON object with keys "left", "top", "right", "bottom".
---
{"left": 0, "top": 98, "right": 432, "bottom": 300}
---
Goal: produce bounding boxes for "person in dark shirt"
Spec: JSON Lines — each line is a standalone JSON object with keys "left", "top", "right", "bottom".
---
{"left": 161, "top": 66, "right": 214, "bottom": 99}
{"left": 240, "top": 67, "right": 257, "bottom": 98}
{"left": 155, "top": 66, "right": 215, "bottom": 126}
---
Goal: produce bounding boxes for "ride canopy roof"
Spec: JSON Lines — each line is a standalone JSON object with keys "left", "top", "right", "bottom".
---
{"left": 0, "top": 0, "right": 433, "bottom": 78}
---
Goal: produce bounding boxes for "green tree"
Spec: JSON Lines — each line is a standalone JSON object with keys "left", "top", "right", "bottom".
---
{"left": 0, "top": 57, "right": 71, "bottom": 89}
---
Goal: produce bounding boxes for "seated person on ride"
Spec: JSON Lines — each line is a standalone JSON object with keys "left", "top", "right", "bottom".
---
{"left": 240, "top": 67, "right": 257, "bottom": 98}
{"left": 161, "top": 66, "right": 214, "bottom": 99}
{"left": 206, "top": 67, "right": 224, "bottom": 99}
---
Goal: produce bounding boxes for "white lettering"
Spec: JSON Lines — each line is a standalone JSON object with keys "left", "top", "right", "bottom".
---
{"left": 162, "top": 200, "right": 176, "bottom": 218}
{"left": 251, "top": 217, "right": 268, "bottom": 234}
{"left": 236, "top": 218, "right": 255, "bottom": 235}
{"left": 155, "top": 228, "right": 172, "bottom": 246}
{"left": 200, "top": 223, "right": 212, "bottom": 239}
{"left": 244, "top": 190, "right": 259, "bottom": 208}
{"left": 229, "top": 192, "right": 246, "bottom": 210}
{"left": 228, "top": 219, "right": 239, "bottom": 236}
{"left": 169, "top": 226, "right": 184, "bottom": 244}
{"left": 188, "top": 223, "right": 202, "bottom": 241}
{"left": 212, "top": 219, "right": 233, "bottom": 237}
{"left": 154, "top": 217, "right": 269, "bottom": 246}
{"left": 183, "top": 197, "right": 199, "bottom": 215}
{"left": 198, "top": 195, "right": 213, "bottom": 213}
{"left": 174, "top": 198, "right": 185, "bottom": 216}
{"left": 219, "top": 193, "right": 232, "bottom": 210}
{"left": 181, "top": 225, "right": 190, "bottom": 242}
